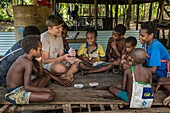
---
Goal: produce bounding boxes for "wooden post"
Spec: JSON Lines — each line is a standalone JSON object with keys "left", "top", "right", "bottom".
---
{"left": 110, "top": 0, "right": 113, "bottom": 29}
{"left": 115, "top": 0, "right": 118, "bottom": 26}
{"left": 21, "top": 0, "right": 23, "bottom": 5}
{"left": 148, "top": 2, "right": 153, "bottom": 22}
{"left": 125, "top": 0, "right": 132, "bottom": 29}
{"left": 63, "top": 104, "right": 72, "bottom": 113}
{"left": 12, "top": 0, "right": 17, "bottom": 5}
{"left": 123, "top": 5, "right": 126, "bottom": 25}
{"left": 158, "top": 0, "right": 165, "bottom": 23}
{"left": 94, "top": 0, "right": 97, "bottom": 29}
{"left": 54, "top": 0, "right": 57, "bottom": 15}
{"left": 89, "top": 4, "right": 91, "bottom": 16}
{"left": 136, "top": 4, "right": 139, "bottom": 30}
{"left": 106, "top": 1, "right": 109, "bottom": 18}
{"left": 31, "top": 0, "right": 37, "bottom": 5}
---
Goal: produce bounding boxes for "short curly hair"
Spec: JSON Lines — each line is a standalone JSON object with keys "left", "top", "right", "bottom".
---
{"left": 86, "top": 28, "right": 98, "bottom": 38}
{"left": 125, "top": 36, "right": 137, "bottom": 47}
{"left": 23, "top": 26, "right": 40, "bottom": 37}
{"left": 114, "top": 24, "right": 126, "bottom": 35}
{"left": 21, "top": 35, "right": 41, "bottom": 54}
{"left": 141, "top": 22, "right": 158, "bottom": 37}
{"left": 131, "top": 48, "right": 146, "bottom": 64}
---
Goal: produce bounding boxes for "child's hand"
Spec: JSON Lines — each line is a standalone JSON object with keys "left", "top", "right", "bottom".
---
{"left": 47, "top": 88, "right": 55, "bottom": 97}
{"left": 68, "top": 48, "right": 76, "bottom": 57}
{"left": 109, "top": 58, "right": 114, "bottom": 62}
{"left": 155, "top": 83, "right": 161, "bottom": 92}
{"left": 57, "top": 79, "right": 73, "bottom": 87}
{"left": 71, "top": 49, "right": 76, "bottom": 57}
{"left": 89, "top": 60, "right": 93, "bottom": 65}
{"left": 64, "top": 54, "right": 74, "bottom": 63}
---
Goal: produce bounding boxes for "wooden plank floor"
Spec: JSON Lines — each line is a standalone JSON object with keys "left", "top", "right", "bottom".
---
{"left": 0, "top": 72, "right": 169, "bottom": 112}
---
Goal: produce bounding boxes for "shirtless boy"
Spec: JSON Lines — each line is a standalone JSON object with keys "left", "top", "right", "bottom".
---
{"left": 109, "top": 48, "right": 152, "bottom": 102}
{"left": 106, "top": 24, "right": 126, "bottom": 64}
{"left": 5, "top": 35, "right": 55, "bottom": 104}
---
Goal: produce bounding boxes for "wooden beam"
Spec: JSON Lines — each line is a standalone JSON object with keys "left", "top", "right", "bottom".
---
{"left": 149, "top": 2, "right": 153, "bottom": 21}
{"left": 136, "top": 4, "right": 139, "bottom": 30}
{"left": 99, "top": 104, "right": 105, "bottom": 111}
{"left": 110, "top": 0, "right": 113, "bottom": 29}
{"left": 32, "top": 0, "right": 37, "bottom": 5}
{"left": 63, "top": 104, "right": 72, "bottom": 113}
{"left": 158, "top": 0, "right": 165, "bottom": 23}
{"left": 106, "top": 1, "right": 109, "bottom": 18}
{"left": 115, "top": 0, "right": 118, "bottom": 26}
{"left": 5, "top": 105, "right": 17, "bottom": 113}
{"left": 94, "top": 0, "right": 98, "bottom": 30}
{"left": 12, "top": 0, "right": 17, "bottom": 5}
{"left": 126, "top": 0, "right": 132, "bottom": 29}
{"left": 74, "top": 107, "right": 170, "bottom": 113}
{"left": 87, "top": 104, "right": 91, "bottom": 112}
{"left": 0, "top": 105, "right": 9, "bottom": 113}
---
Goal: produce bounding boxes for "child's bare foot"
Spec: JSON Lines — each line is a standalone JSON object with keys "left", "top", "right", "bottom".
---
{"left": 163, "top": 96, "right": 170, "bottom": 107}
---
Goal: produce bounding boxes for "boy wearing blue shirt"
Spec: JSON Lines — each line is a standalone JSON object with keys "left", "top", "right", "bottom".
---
{"left": 139, "top": 22, "right": 170, "bottom": 82}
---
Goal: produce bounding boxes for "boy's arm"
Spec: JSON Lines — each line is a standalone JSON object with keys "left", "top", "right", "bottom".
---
{"left": 121, "top": 54, "right": 126, "bottom": 63}
{"left": 42, "top": 51, "right": 73, "bottom": 64}
{"left": 121, "top": 46, "right": 126, "bottom": 55}
{"left": 111, "top": 42, "right": 121, "bottom": 58}
{"left": 122, "top": 70, "right": 128, "bottom": 90}
{"left": 106, "top": 38, "right": 114, "bottom": 61}
{"left": 147, "top": 66, "right": 157, "bottom": 74}
{"left": 24, "top": 61, "right": 54, "bottom": 94}
{"left": 158, "top": 79, "right": 170, "bottom": 85}
{"left": 43, "top": 68, "right": 72, "bottom": 87}
{"left": 35, "top": 57, "right": 44, "bottom": 78}
{"left": 156, "top": 80, "right": 170, "bottom": 91}
{"left": 64, "top": 40, "right": 70, "bottom": 52}
{"left": 78, "top": 56, "right": 90, "bottom": 63}
{"left": 90, "top": 57, "right": 106, "bottom": 63}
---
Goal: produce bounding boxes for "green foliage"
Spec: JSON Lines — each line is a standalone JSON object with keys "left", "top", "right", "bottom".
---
{"left": 0, "top": 0, "right": 13, "bottom": 21}
{"left": 0, "top": 0, "right": 12, "bottom": 8}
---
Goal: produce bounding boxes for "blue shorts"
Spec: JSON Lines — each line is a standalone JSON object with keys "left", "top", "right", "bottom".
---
{"left": 117, "top": 90, "right": 130, "bottom": 102}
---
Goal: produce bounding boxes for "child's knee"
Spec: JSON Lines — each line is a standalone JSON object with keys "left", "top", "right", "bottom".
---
{"left": 46, "top": 94, "right": 54, "bottom": 102}
{"left": 109, "top": 86, "right": 119, "bottom": 95}
{"left": 45, "top": 74, "right": 51, "bottom": 81}
{"left": 51, "top": 63, "right": 67, "bottom": 74}
{"left": 108, "top": 64, "right": 113, "bottom": 69}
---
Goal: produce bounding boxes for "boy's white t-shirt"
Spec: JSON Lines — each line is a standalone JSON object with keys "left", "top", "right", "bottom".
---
{"left": 41, "top": 31, "right": 64, "bottom": 70}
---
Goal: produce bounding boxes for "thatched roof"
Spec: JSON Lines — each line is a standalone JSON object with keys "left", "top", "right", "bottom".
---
{"left": 57, "top": 0, "right": 158, "bottom": 5}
